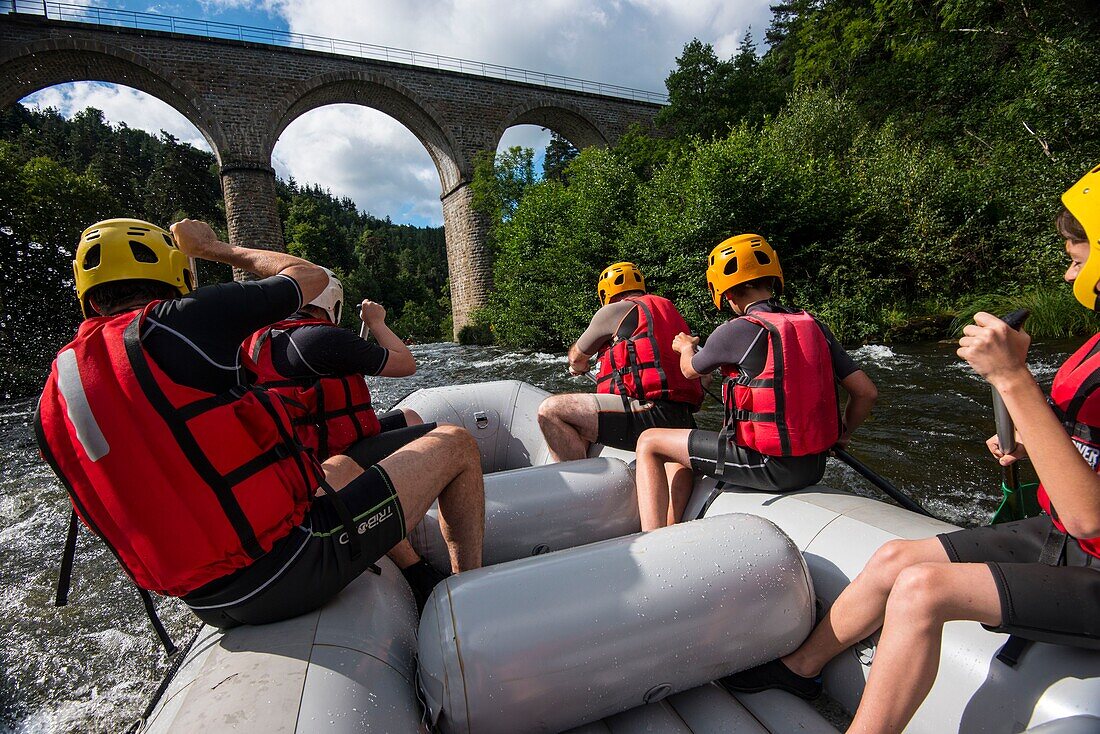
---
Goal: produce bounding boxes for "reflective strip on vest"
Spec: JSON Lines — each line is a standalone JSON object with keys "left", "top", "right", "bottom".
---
{"left": 55, "top": 349, "right": 109, "bottom": 462}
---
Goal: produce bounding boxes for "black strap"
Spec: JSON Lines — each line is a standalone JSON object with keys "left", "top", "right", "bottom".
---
{"left": 297, "top": 400, "right": 375, "bottom": 423}
{"left": 126, "top": 625, "right": 204, "bottom": 734}
{"left": 733, "top": 409, "right": 778, "bottom": 423}
{"left": 221, "top": 444, "right": 292, "bottom": 487}
{"left": 138, "top": 588, "right": 178, "bottom": 655}
{"left": 55, "top": 508, "right": 79, "bottom": 607}
{"left": 315, "top": 379, "right": 330, "bottom": 458}
{"left": 342, "top": 378, "right": 367, "bottom": 445}
{"left": 124, "top": 318, "right": 265, "bottom": 559}
{"left": 1038, "top": 524, "right": 1067, "bottom": 566}
{"left": 318, "top": 478, "right": 364, "bottom": 561}
{"left": 251, "top": 388, "right": 320, "bottom": 501}
{"left": 995, "top": 635, "right": 1030, "bottom": 667}
{"left": 175, "top": 386, "right": 248, "bottom": 421}
{"left": 695, "top": 483, "right": 726, "bottom": 520}
{"left": 715, "top": 422, "right": 731, "bottom": 479}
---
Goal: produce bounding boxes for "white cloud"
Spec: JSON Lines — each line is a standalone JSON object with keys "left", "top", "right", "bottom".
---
{"left": 20, "top": 82, "right": 211, "bottom": 151}
{"left": 272, "top": 105, "right": 444, "bottom": 226}
{"left": 255, "top": 0, "right": 774, "bottom": 92}
{"left": 498, "top": 125, "right": 551, "bottom": 154}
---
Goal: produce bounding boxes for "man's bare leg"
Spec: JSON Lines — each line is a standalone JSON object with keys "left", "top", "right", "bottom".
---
{"left": 537, "top": 393, "right": 599, "bottom": 462}
{"left": 781, "top": 537, "right": 952, "bottom": 677}
{"left": 376, "top": 424, "right": 484, "bottom": 572}
{"left": 386, "top": 540, "right": 422, "bottom": 568}
{"left": 322, "top": 448, "right": 428, "bottom": 570}
{"left": 324, "top": 424, "right": 484, "bottom": 572}
{"left": 847, "top": 562, "right": 1000, "bottom": 734}
{"left": 635, "top": 428, "right": 693, "bottom": 531}
{"left": 401, "top": 408, "right": 424, "bottom": 426}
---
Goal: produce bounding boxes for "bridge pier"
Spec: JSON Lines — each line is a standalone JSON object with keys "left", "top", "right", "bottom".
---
{"left": 442, "top": 183, "right": 493, "bottom": 340}
{"left": 221, "top": 162, "right": 284, "bottom": 279}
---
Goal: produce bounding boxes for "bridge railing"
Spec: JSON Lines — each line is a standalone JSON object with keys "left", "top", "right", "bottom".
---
{"left": 2, "top": 0, "right": 669, "bottom": 105}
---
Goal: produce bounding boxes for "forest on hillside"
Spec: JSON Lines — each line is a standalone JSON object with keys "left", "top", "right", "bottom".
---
{"left": 0, "top": 104, "right": 450, "bottom": 397}
{"left": 4, "top": 0, "right": 1100, "bottom": 394}
{"left": 473, "top": 0, "right": 1100, "bottom": 348}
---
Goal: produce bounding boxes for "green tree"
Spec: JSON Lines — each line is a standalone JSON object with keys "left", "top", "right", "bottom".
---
{"left": 543, "top": 132, "right": 579, "bottom": 182}
{"left": 470, "top": 146, "right": 537, "bottom": 225}
{"left": 0, "top": 145, "right": 117, "bottom": 396}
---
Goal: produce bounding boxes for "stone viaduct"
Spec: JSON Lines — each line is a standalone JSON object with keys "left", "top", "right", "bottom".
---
{"left": 0, "top": 11, "right": 662, "bottom": 337}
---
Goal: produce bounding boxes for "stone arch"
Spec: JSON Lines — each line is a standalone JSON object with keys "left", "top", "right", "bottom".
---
{"left": 494, "top": 101, "right": 609, "bottom": 151}
{"left": 266, "top": 72, "right": 464, "bottom": 196}
{"left": 0, "top": 38, "right": 227, "bottom": 158}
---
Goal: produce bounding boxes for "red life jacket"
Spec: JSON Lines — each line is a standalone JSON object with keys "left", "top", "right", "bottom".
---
{"left": 720, "top": 310, "right": 840, "bottom": 457}
{"left": 594, "top": 295, "right": 704, "bottom": 408}
{"left": 35, "top": 303, "right": 323, "bottom": 597}
{"left": 1040, "top": 333, "right": 1100, "bottom": 558}
{"left": 244, "top": 317, "right": 380, "bottom": 459}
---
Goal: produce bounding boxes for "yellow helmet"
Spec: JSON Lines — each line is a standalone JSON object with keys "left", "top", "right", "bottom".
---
{"left": 1064, "top": 163, "right": 1100, "bottom": 311}
{"left": 597, "top": 262, "right": 646, "bottom": 306}
{"left": 706, "top": 234, "right": 784, "bottom": 310}
{"left": 74, "top": 218, "right": 195, "bottom": 317}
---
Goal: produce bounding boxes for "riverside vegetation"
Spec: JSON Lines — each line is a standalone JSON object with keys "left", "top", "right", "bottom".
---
{"left": 4, "top": 1, "right": 1100, "bottom": 392}
{"left": 470, "top": 0, "right": 1100, "bottom": 348}
{"left": 0, "top": 105, "right": 449, "bottom": 398}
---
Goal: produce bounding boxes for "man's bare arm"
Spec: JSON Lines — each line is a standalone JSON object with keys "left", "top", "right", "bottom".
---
{"left": 170, "top": 219, "right": 328, "bottom": 304}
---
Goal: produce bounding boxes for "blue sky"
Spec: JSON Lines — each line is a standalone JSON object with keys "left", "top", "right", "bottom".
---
{"left": 17, "top": 0, "right": 773, "bottom": 226}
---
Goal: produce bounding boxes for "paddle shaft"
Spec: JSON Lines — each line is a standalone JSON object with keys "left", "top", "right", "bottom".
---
{"left": 833, "top": 447, "right": 934, "bottom": 517}
{"left": 990, "top": 309, "right": 1030, "bottom": 516}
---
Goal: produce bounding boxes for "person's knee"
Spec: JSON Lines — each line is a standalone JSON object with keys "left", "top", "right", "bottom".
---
{"left": 864, "top": 539, "right": 919, "bottom": 585}
{"left": 432, "top": 424, "right": 480, "bottom": 464}
{"left": 402, "top": 408, "right": 423, "bottom": 426}
{"left": 637, "top": 429, "right": 673, "bottom": 460}
{"left": 537, "top": 396, "right": 565, "bottom": 425}
{"left": 888, "top": 564, "right": 950, "bottom": 623}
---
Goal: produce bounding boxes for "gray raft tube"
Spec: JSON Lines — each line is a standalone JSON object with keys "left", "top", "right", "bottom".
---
{"left": 409, "top": 456, "right": 639, "bottom": 569}
{"left": 142, "top": 556, "right": 426, "bottom": 734}
{"left": 395, "top": 380, "right": 609, "bottom": 472}
{"left": 418, "top": 512, "right": 815, "bottom": 734}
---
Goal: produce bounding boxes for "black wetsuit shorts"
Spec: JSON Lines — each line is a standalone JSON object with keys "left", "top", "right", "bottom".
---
{"left": 687, "top": 430, "right": 826, "bottom": 492}
{"left": 182, "top": 463, "right": 406, "bottom": 628}
{"left": 594, "top": 393, "right": 696, "bottom": 451}
{"left": 939, "top": 515, "right": 1100, "bottom": 645}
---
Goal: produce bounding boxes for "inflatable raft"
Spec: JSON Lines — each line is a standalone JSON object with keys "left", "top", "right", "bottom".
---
{"left": 142, "top": 381, "right": 1100, "bottom": 733}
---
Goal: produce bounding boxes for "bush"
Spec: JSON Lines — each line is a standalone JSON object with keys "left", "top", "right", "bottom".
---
{"left": 951, "top": 286, "right": 1100, "bottom": 340}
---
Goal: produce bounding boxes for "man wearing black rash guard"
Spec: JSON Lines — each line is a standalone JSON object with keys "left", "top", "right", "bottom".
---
{"left": 36, "top": 218, "right": 484, "bottom": 633}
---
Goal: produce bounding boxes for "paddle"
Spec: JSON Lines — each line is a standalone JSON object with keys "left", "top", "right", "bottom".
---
{"left": 832, "top": 446, "right": 933, "bottom": 517}
{"left": 989, "top": 309, "right": 1040, "bottom": 524}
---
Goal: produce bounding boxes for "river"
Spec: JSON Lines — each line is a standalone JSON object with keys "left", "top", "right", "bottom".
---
{"left": 0, "top": 338, "right": 1079, "bottom": 733}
